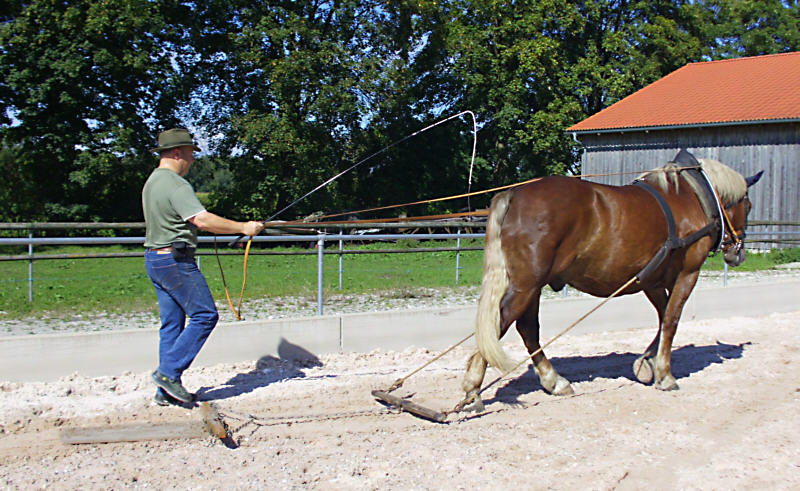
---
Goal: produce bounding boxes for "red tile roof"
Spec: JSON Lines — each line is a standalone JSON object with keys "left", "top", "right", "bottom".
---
{"left": 567, "top": 51, "right": 800, "bottom": 132}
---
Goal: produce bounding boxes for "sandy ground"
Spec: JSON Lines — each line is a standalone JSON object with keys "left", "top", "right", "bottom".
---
{"left": 1, "top": 306, "right": 798, "bottom": 489}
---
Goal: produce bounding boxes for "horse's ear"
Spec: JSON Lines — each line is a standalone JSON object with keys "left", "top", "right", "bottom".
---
{"left": 745, "top": 170, "right": 764, "bottom": 187}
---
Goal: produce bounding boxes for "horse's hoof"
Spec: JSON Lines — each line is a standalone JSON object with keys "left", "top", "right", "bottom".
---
{"left": 654, "top": 376, "right": 679, "bottom": 391}
{"left": 462, "top": 396, "right": 485, "bottom": 413}
{"left": 550, "top": 376, "right": 575, "bottom": 396}
{"left": 633, "top": 356, "right": 654, "bottom": 384}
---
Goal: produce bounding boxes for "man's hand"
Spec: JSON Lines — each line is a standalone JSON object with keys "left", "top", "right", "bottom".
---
{"left": 242, "top": 221, "right": 265, "bottom": 237}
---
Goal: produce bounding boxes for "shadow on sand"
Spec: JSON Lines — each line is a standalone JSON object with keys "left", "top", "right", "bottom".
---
{"left": 486, "top": 340, "right": 749, "bottom": 406}
{"left": 197, "top": 337, "right": 324, "bottom": 401}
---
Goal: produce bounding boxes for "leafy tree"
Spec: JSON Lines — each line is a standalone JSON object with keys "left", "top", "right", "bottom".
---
{"left": 0, "top": 0, "right": 195, "bottom": 222}
{"left": 708, "top": 0, "right": 800, "bottom": 57}
{"left": 436, "top": 0, "right": 715, "bottom": 185}
{"left": 2, "top": 0, "right": 799, "bottom": 225}
{"left": 187, "top": 1, "right": 446, "bottom": 220}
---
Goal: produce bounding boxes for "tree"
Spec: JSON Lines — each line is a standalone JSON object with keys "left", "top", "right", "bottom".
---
{"left": 0, "top": 0, "right": 195, "bottom": 221}
{"left": 188, "top": 1, "right": 459, "bottom": 220}
{"left": 708, "top": 0, "right": 800, "bottom": 57}
{"left": 435, "top": 0, "right": 716, "bottom": 186}
{"left": 2, "top": 0, "right": 798, "bottom": 224}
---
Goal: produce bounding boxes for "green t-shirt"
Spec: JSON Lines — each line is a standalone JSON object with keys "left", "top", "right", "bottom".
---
{"left": 142, "top": 168, "right": 206, "bottom": 249}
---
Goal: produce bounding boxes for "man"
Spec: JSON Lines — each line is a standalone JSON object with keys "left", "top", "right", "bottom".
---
{"left": 142, "top": 128, "right": 264, "bottom": 406}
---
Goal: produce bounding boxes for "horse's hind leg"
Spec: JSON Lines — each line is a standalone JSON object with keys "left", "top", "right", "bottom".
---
{"left": 461, "top": 287, "right": 537, "bottom": 405}
{"left": 461, "top": 351, "right": 488, "bottom": 411}
{"left": 516, "top": 290, "right": 574, "bottom": 396}
{"left": 461, "top": 306, "right": 521, "bottom": 409}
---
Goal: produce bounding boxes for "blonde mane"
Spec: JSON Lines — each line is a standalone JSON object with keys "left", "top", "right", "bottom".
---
{"left": 639, "top": 157, "right": 747, "bottom": 205}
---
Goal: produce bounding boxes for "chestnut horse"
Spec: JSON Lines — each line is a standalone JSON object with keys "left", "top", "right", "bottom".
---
{"left": 462, "top": 151, "right": 763, "bottom": 407}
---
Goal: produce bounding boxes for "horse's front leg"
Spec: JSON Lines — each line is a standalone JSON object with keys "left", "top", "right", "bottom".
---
{"left": 635, "top": 287, "right": 668, "bottom": 384}
{"left": 653, "top": 271, "right": 700, "bottom": 391}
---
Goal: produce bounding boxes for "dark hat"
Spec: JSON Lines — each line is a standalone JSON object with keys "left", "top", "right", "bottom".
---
{"left": 150, "top": 128, "right": 201, "bottom": 153}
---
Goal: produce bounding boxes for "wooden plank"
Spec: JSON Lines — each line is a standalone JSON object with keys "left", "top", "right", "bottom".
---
{"left": 199, "top": 402, "right": 228, "bottom": 440}
{"left": 60, "top": 422, "right": 207, "bottom": 445}
{"left": 372, "top": 390, "right": 447, "bottom": 423}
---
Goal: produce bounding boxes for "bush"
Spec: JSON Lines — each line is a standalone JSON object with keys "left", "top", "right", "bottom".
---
{"left": 773, "top": 247, "right": 800, "bottom": 265}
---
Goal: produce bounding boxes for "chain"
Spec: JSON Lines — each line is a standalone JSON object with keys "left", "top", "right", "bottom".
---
{"left": 216, "top": 406, "right": 400, "bottom": 436}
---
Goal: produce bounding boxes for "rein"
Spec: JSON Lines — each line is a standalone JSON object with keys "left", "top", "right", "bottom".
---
{"left": 216, "top": 111, "right": 480, "bottom": 320}
{"left": 212, "top": 155, "right": 741, "bottom": 320}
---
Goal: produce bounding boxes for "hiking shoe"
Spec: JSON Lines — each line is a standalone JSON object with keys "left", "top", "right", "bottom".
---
{"left": 153, "top": 388, "right": 179, "bottom": 407}
{"left": 151, "top": 370, "right": 195, "bottom": 403}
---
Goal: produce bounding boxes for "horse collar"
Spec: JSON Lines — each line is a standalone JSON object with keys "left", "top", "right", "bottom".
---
{"left": 683, "top": 167, "right": 725, "bottom": 252}
{"left": 668, "top": 150, "right": 725, "bottom": 252}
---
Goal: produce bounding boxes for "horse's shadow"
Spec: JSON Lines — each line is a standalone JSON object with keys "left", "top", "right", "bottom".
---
{"left": 486, "top": 341, "right": 749, "bottom": 405}
{"left": 197, "top": 338, "right": 324, "bottom": 401}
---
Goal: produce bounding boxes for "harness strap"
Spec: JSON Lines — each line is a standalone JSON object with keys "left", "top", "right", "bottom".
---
{"left": 632, "top": 180, "right": 719, "bottom": 283}
{"left": 633, "top": 181, "right": 677, "bottom": 282}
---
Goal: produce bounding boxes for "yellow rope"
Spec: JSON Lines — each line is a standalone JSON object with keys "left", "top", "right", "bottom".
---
{"left": 215, "top": 235, "right": 252, "bottom": 321}
{"left": 283, "top": 169, "right": 657, "bottom": 225}
{"left": 384, "top": 332, "right": 475, "bottom": 393}
{"left": 236, "top": 237, "right": 253, "bottom": 317}
{"left": 219, "top": 168, "right": 693, "bottom": 322}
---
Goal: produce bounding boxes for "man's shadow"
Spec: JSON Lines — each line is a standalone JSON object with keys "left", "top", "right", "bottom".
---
{"left": 197, "top": 337, "right": 324, "bottom": 401}
{"left": 486, "top": 341, "right": 748, "bottom": 406}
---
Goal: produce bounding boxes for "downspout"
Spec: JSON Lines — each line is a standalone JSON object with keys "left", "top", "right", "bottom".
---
{"left": 571, "top": 132, "right": 585, "bottom": 176}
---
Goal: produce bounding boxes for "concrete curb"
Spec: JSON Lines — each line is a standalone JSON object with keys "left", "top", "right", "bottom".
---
{"left": 1, "top": 280, "right": 798, "bottom": 382}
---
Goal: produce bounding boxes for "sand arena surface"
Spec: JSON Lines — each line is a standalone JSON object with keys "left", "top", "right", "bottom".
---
{"left": 1, "top": 307, "right": 799, "bottom": 489}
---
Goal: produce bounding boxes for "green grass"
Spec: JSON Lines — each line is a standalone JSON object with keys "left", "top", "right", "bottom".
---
{"left": 0, "top": 241, "right": 485, "bottom": 318}
{"left": 701, "top": 247, "right": 798, "bottom": 271}
{"left": 0, "top": 242, "right": 795, "bottom": 319}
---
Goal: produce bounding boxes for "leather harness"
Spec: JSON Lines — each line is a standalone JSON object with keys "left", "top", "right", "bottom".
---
{"left": 632, "top": 150, "right": 724, "bottom": 283}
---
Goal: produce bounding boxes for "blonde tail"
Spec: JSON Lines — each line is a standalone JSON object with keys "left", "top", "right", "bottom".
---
{"left": 475, "top": 190, "right": 515, "bottom": 371}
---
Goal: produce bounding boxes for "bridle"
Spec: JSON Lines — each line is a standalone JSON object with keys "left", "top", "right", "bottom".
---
{"left": 696, "top": 166, "right": 748, "bottom": 257}
{"left": 719, "top": 194, "right": 750, "bottom": 256}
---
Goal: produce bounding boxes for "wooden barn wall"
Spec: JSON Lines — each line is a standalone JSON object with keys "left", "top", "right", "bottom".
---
{"left": 575, "top": 123, "right": 799, "bottom": 248}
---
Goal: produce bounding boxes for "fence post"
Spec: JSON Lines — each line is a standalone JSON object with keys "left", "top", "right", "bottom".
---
{"left": 317, "top": 237, "right": 325, "bottom": 316}
{"left": 723, "top": 262, "right": 728, "bottom": 287}
{"left": 455, "top": 228, "right": 461, "bottom": 284}
{"left": 338, "top": 230, "right": 343, "bottom": 290}
{"left": 28, "top": 232, "right": 33, "bottom": 303}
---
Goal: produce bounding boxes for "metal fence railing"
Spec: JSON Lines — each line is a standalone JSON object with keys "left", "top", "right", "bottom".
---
{"left": 1, "top": 220, "right": 797, "bottom": 313}
{"left": 0, "top": 221, "right": 486, "bottom": 314}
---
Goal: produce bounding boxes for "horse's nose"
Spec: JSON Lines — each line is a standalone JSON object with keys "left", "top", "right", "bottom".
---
{"left": 724, "top": 246, "right": 746, "bottom": 267}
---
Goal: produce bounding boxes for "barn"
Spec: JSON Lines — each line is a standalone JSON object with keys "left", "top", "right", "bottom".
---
{"left": 567, "top": 51, "right": 800, "bottom": 248}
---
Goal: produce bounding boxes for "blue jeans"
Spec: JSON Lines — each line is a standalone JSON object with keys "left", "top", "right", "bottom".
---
{"left": 145, "top": 250, "right": 219, "bottom": 379}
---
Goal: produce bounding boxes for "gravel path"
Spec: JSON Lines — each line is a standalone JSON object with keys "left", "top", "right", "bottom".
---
{"left": 1, "top": 265, "right": 799, "bottom": 337}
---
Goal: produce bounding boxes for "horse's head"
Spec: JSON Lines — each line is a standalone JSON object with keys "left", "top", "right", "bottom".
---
{"left": 721, "top": 170, "right": 763, "bottom": 266}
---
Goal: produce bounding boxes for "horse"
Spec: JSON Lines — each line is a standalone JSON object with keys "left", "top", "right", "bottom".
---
{"left": 461, "top": 150, "right": 763, "bottom": 408}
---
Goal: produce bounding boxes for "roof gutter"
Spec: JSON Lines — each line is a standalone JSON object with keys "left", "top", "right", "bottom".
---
{"left": 568, "top": 117, "right": 800, "bottom": 135}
